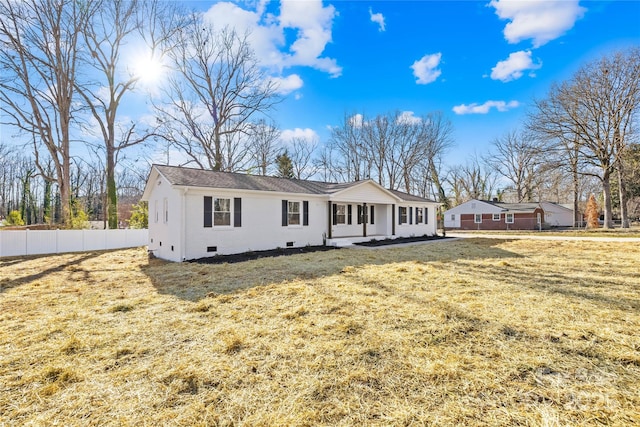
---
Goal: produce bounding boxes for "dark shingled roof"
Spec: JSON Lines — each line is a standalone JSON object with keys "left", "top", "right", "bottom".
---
{"left": 483, "top": 201, "right": 541, "bottom": 212}
{"left": 153, "top": 165, "right": 436, "bottom": 203}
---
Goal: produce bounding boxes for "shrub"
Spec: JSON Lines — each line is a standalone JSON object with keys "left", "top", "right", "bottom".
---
{"left": 585, "top": 194, "right": 600, "bottom": 229}
{"left": 5, "top": 210, "right": 25, "bottom": 226}
{"left": 129, "top": 202, "right": 148, "bottom": 229}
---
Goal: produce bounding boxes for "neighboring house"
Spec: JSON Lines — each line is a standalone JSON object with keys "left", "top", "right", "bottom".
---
{"left": 443, "top": 199, "right": 571, "bottom": 230}
{"left": 141, "top": 165, "right": 440, "bottom": 262}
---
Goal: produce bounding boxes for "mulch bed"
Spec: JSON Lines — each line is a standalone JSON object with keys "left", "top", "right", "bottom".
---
{"left": 354, "top": 234, "right": 449, "bottom": 247}
{"left": 190, "top": 245, "right": 341, "bottom": 264}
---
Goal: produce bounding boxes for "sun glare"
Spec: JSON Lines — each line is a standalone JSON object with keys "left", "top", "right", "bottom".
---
{"left": 132, "top": 55, "right": 165, "bottom": 88}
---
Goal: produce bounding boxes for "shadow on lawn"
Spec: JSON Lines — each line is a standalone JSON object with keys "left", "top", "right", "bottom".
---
{"left": 0, "top": 252, "right": 102, "bottom": 293}
{"left": 144, "top": 238, "right": 523, "bottom": 302}
{"left": 454, "top": 259, "right": 640, "bottom": 313}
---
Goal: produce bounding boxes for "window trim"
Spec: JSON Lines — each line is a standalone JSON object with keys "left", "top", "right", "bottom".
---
{"left": 399, "top": 206, "right": 408, "bottom": 225}
{"left": 492, "top": 213, "right": 501, "bottom": 221}
{"left": 335, "top": 204, "right": 346, "bottom": 225}
{"left": 213, "top": 197, "right": 232, "bottom": 227}
{"left": 287, "top": 200, "right": 301, "bottom": 227}
{"left": 506, "top": 213, "right": 514, "bottom": 224}
{"left": 163, "top": 198, "right": 168, "bottom": 223}
{"left": 474, "top": 213, "right": 482, "bottom": 224}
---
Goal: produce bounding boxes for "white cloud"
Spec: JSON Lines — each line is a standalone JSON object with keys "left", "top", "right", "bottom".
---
{"left": 452, "top": 100, "right": 520, "bottom": 115}
{"left": 369, "top": 8, "right": 386, "bottom": 32}
{"left": 279, "top": 0, "right": 341, "bottom": 77}
{"left": 270, "top": 74, "right": 304, "bottom": 95}
{"left": 396, "top": 111, "right": 422, "bottom": 125}
{"left": 411, "top": 53, "right": 442, "bottom": 85}
{"left": 490, "top": 50, "right": 542, "bottom": 82}
{"left": 489, "top": 0, "right": 586, "bottom": 48}
{"left": 348, "top": 113, "right": 364, "bottom": 128}
{"left": 281, "top": 127, "right": 320, "bottom": 143}
{"left": 203, "top": 1, "right": 341, "bottom": 77}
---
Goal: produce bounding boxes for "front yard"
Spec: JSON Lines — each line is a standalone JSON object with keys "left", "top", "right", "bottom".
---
{"left": 1, "top": 239, "right": 638, "bottom": 425}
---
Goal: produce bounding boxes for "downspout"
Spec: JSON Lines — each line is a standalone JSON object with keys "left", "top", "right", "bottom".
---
{"left": 327, "top": 201, "right": 332, "bottom": 239}
{"left": 182, "top": 187, "right": 188, "bottom": 261}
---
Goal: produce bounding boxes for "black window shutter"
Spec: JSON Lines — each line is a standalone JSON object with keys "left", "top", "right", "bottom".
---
{"left": 370, "top": 205, "right": 375, "bottom": 224}
{"left": 332, "top": 203, "right": 337, "bottom": 225}
{"left": 357, "top": 205, "right": 362, "bottom": 224}
{"left": 410, "top": 207, "right": 413, "bottom": 224}
{"left": 282, "top": 200, "right": 288, "bottom": 226}
{"left": 399, "top": 206, "right": 402, "bottom": 225}
{"left": 425, "top": 207, "right": 428, "bottom": 224}
{"left": 204, "top": 196, "right": 212, "bottom": 228}
{"left": 303, "top": 201, "right": 309, "bottom": 226}
{"left": 347, "top": 205, "right": 352, "bottom": 224}
{"left": 234, "top": 198, "right": 242, "bottom": 227}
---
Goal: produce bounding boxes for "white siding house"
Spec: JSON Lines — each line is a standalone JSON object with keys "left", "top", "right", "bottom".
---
{"left": 141, "top": 165, "right": 440, "bottom": 262}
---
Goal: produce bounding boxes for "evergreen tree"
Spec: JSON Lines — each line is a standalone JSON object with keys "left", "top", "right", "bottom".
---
{"left": 275, "top": 151, "right": 294, "bottom": 179}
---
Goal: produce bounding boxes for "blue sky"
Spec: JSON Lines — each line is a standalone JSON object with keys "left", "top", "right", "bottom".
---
{"left": 182, "top": 0, "right": 639, "bottom": 166}
{"left": 3, "top": 1, "right": 637, "bottom": 170}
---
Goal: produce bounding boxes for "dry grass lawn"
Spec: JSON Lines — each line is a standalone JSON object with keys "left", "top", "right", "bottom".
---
{"left": 1, "top": 239, "right": 639, "bottom": 426}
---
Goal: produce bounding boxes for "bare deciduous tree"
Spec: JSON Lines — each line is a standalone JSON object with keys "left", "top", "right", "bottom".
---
{"left": 530, "top": 48, "right": 640, "bottom": 228}
{"left": 289, "top": 137, "right": 319, "bottom": 180}
{"left": 156, "top": 17, "right": 280, "bottom": 171}
{"left": 0, "top": 0, "right": 92, "bottom": 225}
{"left": 485, "top": 129, "right": 543, "bottom": 202}
{"left": 248, "top": 120, "right": 281, "bottom": 176}
{"left": 75, "top": 0, "right": 179, "bottom": 228}
{"left": 446, "top": 155, "right": 498, "bottom": 204}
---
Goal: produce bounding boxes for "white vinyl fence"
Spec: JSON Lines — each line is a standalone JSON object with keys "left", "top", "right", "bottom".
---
{"left": 0, "top": 229, "right": 148, "bottom": 257}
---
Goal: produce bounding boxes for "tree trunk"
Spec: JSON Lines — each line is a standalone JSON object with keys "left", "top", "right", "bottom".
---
{"left": 43, "top": 179, "right": 52, "bottom": 224}
{"left": 602, "top": 172, "right": 614, "bottom": 229}
{"left": 107, "top": 145, "right": 118, "bottom": 229}
{"left": 429, "top": 159, "right": 449, "bottom": 209}
{"left": 617, "top": 164, "right": 629, "bottom": 228}
{"left": 572, "top": 169, "right": 580, "bottom": 228}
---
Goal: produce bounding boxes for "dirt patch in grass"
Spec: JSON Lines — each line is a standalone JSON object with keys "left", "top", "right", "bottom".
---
{"left": 1, "top": 239, "right": 639, "bottom": 426}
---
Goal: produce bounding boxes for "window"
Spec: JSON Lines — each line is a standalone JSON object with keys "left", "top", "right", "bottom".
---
{"left": 163, "top": 198, "right": 168, "bottom": 223}
{"left": 416, "top": 208, "right": 424, "bottom": 224}
{"left": 214, "top": 198, "right": 231, "bottom": 226}
{"left": 474, "top": 214, "right": 482, "bottom": 223}
{"left": 288, "top": 201, "right": 301, "bottom": 225}
{"left": 506, "top": 213, "right": 514, "bottom": 223}
{"left": 154, "top": 200, "right": 159, "bottom": 223}
{"left": 450, "top": 214, "right": 455, "bottom": 221}
{"left": 335, "top": 204, "right": 346, "bottom": 224}
{"left": 492, "top": 213, "right": 501, "bottom": 221}
{"left": 399, "top": 206, "right": 407, "bottom": 224}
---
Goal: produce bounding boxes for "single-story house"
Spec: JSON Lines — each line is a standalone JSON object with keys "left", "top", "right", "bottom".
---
{"left": 141, "top": 165, "right": 440, "bottom": 262}
{"left": 443, "top": 199, "right": 572, "bottom": 230}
